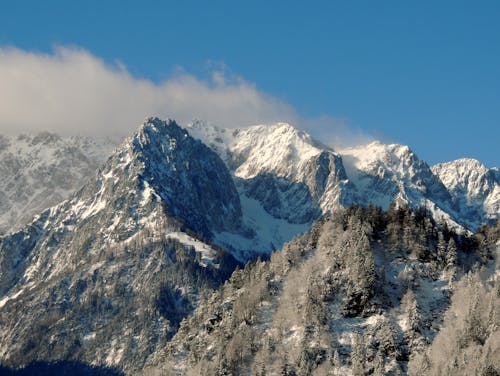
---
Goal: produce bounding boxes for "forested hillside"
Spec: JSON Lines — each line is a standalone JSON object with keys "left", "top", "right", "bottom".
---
{"left": 146, "top": 206, "right": 499, "bottom": 375}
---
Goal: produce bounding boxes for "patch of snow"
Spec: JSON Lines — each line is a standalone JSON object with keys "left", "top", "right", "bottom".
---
{"left": 140, "top": 182, "right": 157, "bottom": 206}
{"left": 83, "top": 332, "right": 96, "bottom": 342}
{"left": 0, "top": 289, "right": 24, "bottom": 308}
{"left": 214, "top": 194, "right": 310, "bottom": 260}
{"left": 166, "top": 232, "right": 219, "bottom": 268}
{"left": 105, "top": 342, "right": 124, "bottom": 366}
{"left": 79, "top": 197, "right": 107, "bottom": 220}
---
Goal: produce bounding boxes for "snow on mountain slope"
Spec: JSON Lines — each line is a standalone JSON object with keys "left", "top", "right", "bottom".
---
{"left": 338, "top": 141, "right": 467, "bottom": 231}
{"left": 229, "top": 123, "right": 328, "bottom": 180}
{"left": 339, "top": 141, "right": 451, "bottom": 208}
{"left": 432, "top": 158, "right": 500, "bottom": 228}
{"left": 0, "top": 118, "right": 245, "bottom": 373}
{"left": 214, "top": 193, "right": 311, "bottom": 260}
{"left": 166, "top": 232, "right": 219, "bottom": 268}
{"left": 187, "top": 120, "right": 330, "bottom": 179}
{"left": 0, "top": 132, "right": 117, "bottom": 234}
{"left": 186, "top": 119, "right": 235, "bottom": 163}
{"left": 187, "top": 121, "right": 500, "bottom": 230}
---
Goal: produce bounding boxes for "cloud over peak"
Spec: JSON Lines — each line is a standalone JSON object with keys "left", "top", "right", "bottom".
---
{"left": 0, "top": 46, "right": 298, "bottom": 136}
{"left": 0, "top": 45, "right": 375, "bottom": 149}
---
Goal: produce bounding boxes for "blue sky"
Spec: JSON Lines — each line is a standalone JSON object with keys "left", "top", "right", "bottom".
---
{"left": 0, "top": 1, "right": 499, "bottom": 167}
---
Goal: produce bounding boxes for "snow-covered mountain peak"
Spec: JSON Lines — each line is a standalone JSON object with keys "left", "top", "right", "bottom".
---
{"left": 185, "top": 119, "right": 334, "bottom": 181}
{"left": 432, "top": 158, "right": 491, "bottom": 188}
{"left": 230, "top": 122, "right": 331, "bottom": 180}
{"left": 135, "top": 116, "right": 187, "bottom": 141}
{"left": 432, "top": 158, "right": 500, "bottom": 227}
{"left": 339, "top": 141, "right": 417, "bottom": 173}
{"left": 338, "top": 141, "right": 457, "bottom": 228}
{"left": 104, "top": 117, "right": 243, "bottom": 238}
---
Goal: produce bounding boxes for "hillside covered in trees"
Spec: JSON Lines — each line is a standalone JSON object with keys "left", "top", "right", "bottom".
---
{"left": 146, "top": 205, "right": 499, "bottom": 375}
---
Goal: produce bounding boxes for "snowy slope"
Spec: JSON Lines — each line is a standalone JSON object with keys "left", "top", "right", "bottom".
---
{"left": 214, "top": 193, "right": 311, "bottom": 260}
{"left": 339, "top": 141, "right": 451, "bottom": 208}
{"left": 187, "top": 120, "right": 330, "bottom": 179}
{"left": 229, "top": 123, "right": 328, "bottom": 180}
{"left": 432, "top": 158, "right": 500, "bottom": 228}
{"left": 0, "top": 132, "right": 117, "bottom": 234}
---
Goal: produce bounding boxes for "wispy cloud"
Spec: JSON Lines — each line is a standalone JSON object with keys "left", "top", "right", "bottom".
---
{"left": 0, "top": 45, "right": 375, "bottom": 147}
{"left": 301, "top": 115, "right": 375, "bottom": 149}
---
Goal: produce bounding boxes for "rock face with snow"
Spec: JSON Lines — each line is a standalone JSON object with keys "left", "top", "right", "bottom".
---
{"left": 188, "top": 121, "right": 353, "bottom": 224}
{"left": 339, "top": 141, "right": 468, "bottom": 230}
{"left": 340, "top": 142, "right": 452, "bottom": 208}
{"left": 188, "top": 121, "right": 498, "bottom": 231}
{"left": 432, "top": 158, "right": 500, "bottom": 229}
{"left": 0, "top": 133, "right": 116, "bottom": 234}
{"left": 0, "top": 118, "right": 242, "bottom": 373}
{"left": 228, "top": 123, "right": 353, "bottom": 223}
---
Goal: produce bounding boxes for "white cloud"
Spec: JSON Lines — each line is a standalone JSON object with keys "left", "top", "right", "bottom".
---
{"left": 0, "top": 45, "right": 376, "bottom": 149}
{"left": 0, "top": 46, "right": 299, "bottom": 136}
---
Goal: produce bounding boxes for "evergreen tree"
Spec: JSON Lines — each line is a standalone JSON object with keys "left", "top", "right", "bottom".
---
{"left": 436, "top": 232, "right": 447, "bottom": 268}
{"left": 401, "top": 289, "right": 421, "bottom": 334}
{"left": 351, "top": 332, "right": 366, "bottom": 376}
{"left": 446, "top": 238, "right": 457, "bottom": 272}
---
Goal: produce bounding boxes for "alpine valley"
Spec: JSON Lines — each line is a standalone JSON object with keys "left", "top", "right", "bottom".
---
{"left": 0, "top": 118, "right": 498, "bottom": 375}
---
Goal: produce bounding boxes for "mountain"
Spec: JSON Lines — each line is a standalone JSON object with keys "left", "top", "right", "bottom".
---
{"left": 188, "top": 121, "right": 497, "bottom": 231}
{"left": 0, "top": 132, "right": 116, "bottom": 235}
{"left": 187, "top": 121, "right": 349, "bottom": 257}
{"left": 0, "top": 117, "right": 498, "bottom": 375}
{"left": 0, "top": 118, "right": 243, "bottom": 373}
{"left": 188, "top": 121, "right": 352, "bottom": 224}
{"left": 432, "top": 158, "right": 500, "bottom": 229}
{"left": 339, "top": 142, "right": 464, "bottom": 230}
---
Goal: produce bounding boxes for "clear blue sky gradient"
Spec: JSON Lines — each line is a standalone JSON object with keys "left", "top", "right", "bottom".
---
{"left": 1, "top": 1, "right": 499, "bottom": 167}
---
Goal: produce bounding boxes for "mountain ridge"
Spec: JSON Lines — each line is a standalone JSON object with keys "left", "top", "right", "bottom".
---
{"left": 187, "top": 120, "right": 498, "bottom": 231}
